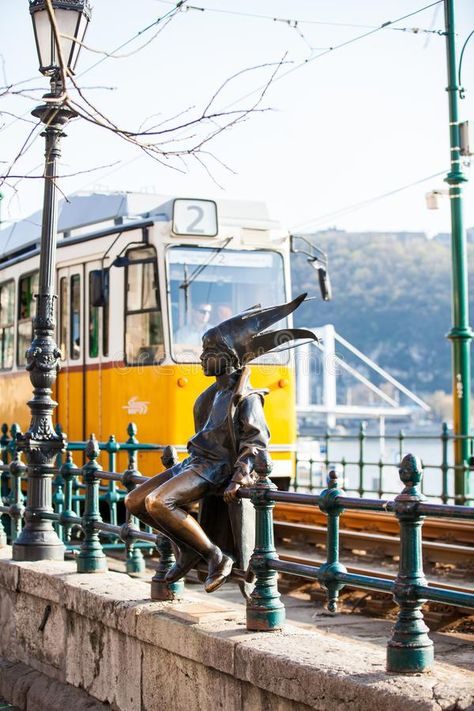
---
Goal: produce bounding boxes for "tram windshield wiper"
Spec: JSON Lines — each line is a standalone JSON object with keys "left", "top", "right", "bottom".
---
{"left": 178, "top": 237, "right": 232, "bottom": 291}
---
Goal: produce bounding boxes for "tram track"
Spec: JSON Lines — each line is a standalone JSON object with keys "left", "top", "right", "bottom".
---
{"left": 276, "top": 550, "right": 474, "bottom": 625}
{"left": 274, "top": 503, "right": 474, "bottom": 566}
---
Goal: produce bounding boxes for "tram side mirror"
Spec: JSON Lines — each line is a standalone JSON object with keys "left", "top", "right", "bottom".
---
{"left": 90, "top": 269, "right": 108, "bottom": 307}
{"left": 290, "top": 234, "right": 332, "bottom": 301}
{"left": 308, "top": 259, "right": 332, "bottom": 301}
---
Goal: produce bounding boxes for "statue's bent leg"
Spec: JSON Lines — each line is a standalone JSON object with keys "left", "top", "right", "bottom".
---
{"left": 145, "top": 471, "right": 234, "bottom": 592}
{"left": 124, "top": 469, "right": 191, "bottom": 562}
{"left": 125, "top": 470, "right": 173, "bottom": 522}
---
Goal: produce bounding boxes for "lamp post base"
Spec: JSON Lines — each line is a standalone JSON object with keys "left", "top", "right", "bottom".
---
{"left": 13, "top": 537, "right": 65, "bottom": 562}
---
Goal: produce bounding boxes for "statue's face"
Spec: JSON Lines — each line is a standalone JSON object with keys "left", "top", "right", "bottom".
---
{"left": 200, "top": 347, "right": 234, "bottom": 376}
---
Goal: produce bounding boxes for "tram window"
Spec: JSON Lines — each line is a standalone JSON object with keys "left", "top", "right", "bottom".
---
{"left": 70, "top": 274, "right": 81, "bottom": 360}
{"left": 167, "top": 247, "right": 288, "bottom": 363}
{"left": 17, "top": 271, "right": 38, "bottom": 367}
{"left": 59, "top": 277, "right": 68, "bottom": 359}
{"left": 125, "top": 247, "right": 164, "bottom": 365}
{"left": 0, "top": 280, "right": 14, "bottom": 370}
{"left": 89, "top": 272, "right": 99, "bottom": 358}
{"left": 103, "top": 269, "right": 109, "bottom": 357}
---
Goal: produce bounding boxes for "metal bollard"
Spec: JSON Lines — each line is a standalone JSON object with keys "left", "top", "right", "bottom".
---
{"left": 151, "top": 445, "right": 184, "bottom": 600}
{"left": 8, "top": 451, "right": 26, "bottom": 543}
{"left": 77, "top": 435, "right": 107, "bottom": 573}
{"left": 318, "top": 469, "right": 347, "bottom": 613}
{"left": 246, "top": 451, "right": 285, "bottom": 631}
{"left": 387, "top": 454, "right": 433, "bottom": 673}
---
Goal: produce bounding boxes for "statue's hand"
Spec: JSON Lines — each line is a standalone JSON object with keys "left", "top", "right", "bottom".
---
{"left": 223, "top": 481, "right": 241, "bottom": 504}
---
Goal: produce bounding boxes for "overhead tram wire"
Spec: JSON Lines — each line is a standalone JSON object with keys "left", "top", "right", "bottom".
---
{"left": 222, "top": 0, "right": 445, "bottom": 110}
{"left": 291, "top": 170, "right": 448, "bottom": 232}
{"left": 76, "top": 0, "right": 189, "bottom": 79}
{"left": 156, "top": 1, "right": 444, "bottom": 34}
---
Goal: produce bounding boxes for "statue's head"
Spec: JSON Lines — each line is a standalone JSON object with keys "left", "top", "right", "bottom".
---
{"left": 200, "top": 293, "right": 317, "bottom": 377}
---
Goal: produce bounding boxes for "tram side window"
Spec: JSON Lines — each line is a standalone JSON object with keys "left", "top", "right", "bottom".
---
{"left": 59, "top": 277, "right": 68, "bottom": 359}
{"left": 89, "top": 272, "right": 99, "bottom": 358}
{"left": 125, "top": 247, "right": 164, "bottom": 365}
{"left": 70, "top": 274, "right": 81, "bottom": 360}
{"left": 17, "top": 272, "right": 38, "bottom": 367}
{"left": 103, "top": 269, "right": 109, "bottom": 357}
{"left": 0, "top": 280, "right": 14, "bottom": 370}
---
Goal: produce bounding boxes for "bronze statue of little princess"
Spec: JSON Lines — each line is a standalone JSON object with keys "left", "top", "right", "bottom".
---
{"left": 125, "top": 294, "right": 315, "bottom": 593}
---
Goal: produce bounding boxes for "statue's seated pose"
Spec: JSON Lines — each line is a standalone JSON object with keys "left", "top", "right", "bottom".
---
{"left": 125, "top": 293, "right": 315, "bottom": 593}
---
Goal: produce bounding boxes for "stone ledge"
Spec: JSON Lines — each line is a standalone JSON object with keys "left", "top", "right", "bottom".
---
{"left": 0, "top": 659, "right": 109, "bottom": 711}
{"left": 0, "top": 552, "right": 473, "bottom": 710}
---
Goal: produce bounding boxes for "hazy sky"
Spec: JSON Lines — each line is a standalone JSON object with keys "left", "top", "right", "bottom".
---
{"left": 1, "top": 0, "right": 474, "bottom": 236}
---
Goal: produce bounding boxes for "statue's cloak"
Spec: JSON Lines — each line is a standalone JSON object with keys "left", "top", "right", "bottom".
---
{"left": 199, "top": 493, "right": 255, "bottom": 598}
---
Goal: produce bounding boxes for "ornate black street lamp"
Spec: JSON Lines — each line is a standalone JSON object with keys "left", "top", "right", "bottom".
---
{"left": 13, "top": 0, "right": 91, "bottom": 561}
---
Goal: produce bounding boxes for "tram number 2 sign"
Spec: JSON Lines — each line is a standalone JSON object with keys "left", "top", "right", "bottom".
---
{"left": 172, "top": 198, "right": 218, "bottom": 237}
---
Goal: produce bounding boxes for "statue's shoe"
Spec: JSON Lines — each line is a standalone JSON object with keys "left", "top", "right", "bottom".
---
{"left": 204, "top": 554, "right": 234, "bottom": 593}
{"left": 165, "top": 551, "right": 201, "bottom": 583}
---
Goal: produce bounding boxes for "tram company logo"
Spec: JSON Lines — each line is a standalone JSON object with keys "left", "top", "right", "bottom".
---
{"left": 122, "top": 396, "right": 151, "bottom": 415}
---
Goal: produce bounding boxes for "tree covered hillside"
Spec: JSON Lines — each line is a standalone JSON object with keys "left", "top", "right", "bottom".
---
{"left": 291, "top": 231, "right": 474, "bottom": 395}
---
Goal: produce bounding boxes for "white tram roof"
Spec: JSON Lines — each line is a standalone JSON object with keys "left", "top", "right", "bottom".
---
{"left": 0, "top": 190, "right": 275, "bottom": 263}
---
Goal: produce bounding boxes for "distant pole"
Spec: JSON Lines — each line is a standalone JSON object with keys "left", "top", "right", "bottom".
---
{"left": 444, "top": 0, "right": 473, "bottom": 501}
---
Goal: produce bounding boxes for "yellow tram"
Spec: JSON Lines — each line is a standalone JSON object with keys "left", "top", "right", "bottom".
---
{"left": 0, "top": 192, "right": 319, "bottom": 482}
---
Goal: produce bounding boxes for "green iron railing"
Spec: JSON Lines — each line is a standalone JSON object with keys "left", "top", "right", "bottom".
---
{"left": 0, "top": 421, "right": 163, "bottom": 559}
{"left": 0, "top": 429, "right": 472, "bottom": 674}
{"left": 295, "top": 422, "right": 474, "bottom": 504}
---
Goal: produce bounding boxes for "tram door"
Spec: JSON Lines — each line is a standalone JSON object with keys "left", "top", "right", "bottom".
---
{"left": 56, "top": 264, "right": 85, "bottom": 441}
{"left": 83, "top": 260, "right": 109, "bottom": 442}
{"left": 56, "top": 260, "right": 109, "bottom": 442}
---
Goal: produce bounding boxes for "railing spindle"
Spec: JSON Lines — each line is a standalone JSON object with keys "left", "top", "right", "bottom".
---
{"left": 318, "top": 469, "right": 347, "bottom": 612}
{"left": 77, "top": 435, "right": 107, "bottom": 573}
{"left": 246, "top": 451, "right": 285, "bottom": 631}
{"left": 8, "top": 451, "right": 26, "bottom": 543}
{"left": 150, "top": 446, "right": 184, "bottom": 600}
{"left": 387, "top": 454, "right": 433, "bottom": 673}
{"left": 60, "top": 451, "right": 78, "bottom": 543}
{"left": 358, "top": 421, "right": 366, "bottom": 497}
{"left": 120, "top": 435, "right": 145, "bottom": 576}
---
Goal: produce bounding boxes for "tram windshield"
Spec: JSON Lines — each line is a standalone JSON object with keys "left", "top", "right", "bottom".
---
{"left": 167, "top": 246, "right": 287, "bottom": 363}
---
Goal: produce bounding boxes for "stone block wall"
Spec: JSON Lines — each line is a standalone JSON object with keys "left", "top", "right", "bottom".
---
{"left": 0, "top": 548, "right": 473, "bottom": 711}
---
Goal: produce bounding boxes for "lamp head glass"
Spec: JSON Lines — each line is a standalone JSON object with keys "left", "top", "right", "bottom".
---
{"left": 29, "top": 0, "right": 91, "bottom": 76}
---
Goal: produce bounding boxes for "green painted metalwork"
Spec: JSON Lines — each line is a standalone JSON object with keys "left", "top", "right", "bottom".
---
{"left": 0, "top": 425, "right": 8, "bottom": 546}
{"left": 60, "top": 451, "right": 79, "bottom": 543}
{"left": 246, "top": 451, "right": 285, "bottom": 631}
{"left": 104, "top": 435, "right": 120, "bottom": 528}
{"left": 0, "top": 423, "right": 472, "bottom": 674}
{"left": 121, "top": 429, "right": 145, "bottom": 576}
{"left": 318, "top": 470, "right": 347, "bottom": 613}
{"left": 358, "top": 421, "right": 366, "bottom": 497}
{"left": 387, "top": 454, "right": 434, "bottom": 673}
{"left": 8, "top": 452, "right": 25, "bottom": 543}
{"left": 76, "top": 435, "right": 107, "bottom": 573}
{"left": 444, "top": 0, "right": 473, "bottom": 502}
{"left": 295, "top": 422, "right": 474, "bottom": 503}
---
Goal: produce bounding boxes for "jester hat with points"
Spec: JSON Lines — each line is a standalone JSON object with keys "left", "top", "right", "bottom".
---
{"left": 201, "top": 293, "right": 317, "bottom": 367}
